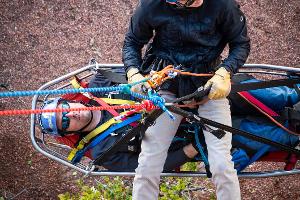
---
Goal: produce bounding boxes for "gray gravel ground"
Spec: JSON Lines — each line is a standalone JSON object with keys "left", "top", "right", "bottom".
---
{"left": 0, "top": 0, "right": 299, "bottom": 199}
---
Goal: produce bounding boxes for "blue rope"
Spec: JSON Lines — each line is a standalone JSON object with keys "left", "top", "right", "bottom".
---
{"left": 148, "top": 90, "right": 175, "bottom": 120}
{"left": 193, "top": 125, "right": 209, "bottom": 165}
{"left": 0, "top": 78, "right": 148, "bottom": 99}
{"left": 0, "top": 86, "right": 126, "bottom": 98}
{"left": 0, "top": 83, "right": 157, "bottom": 103}
{"left": 0, "top": 79, "right": 174, "bottom": 119}
{"left": 130, "top": 77, "right": 150, "bottom": 86}
{"left": 123, "top": 85, "right": 174, "bottom": 120}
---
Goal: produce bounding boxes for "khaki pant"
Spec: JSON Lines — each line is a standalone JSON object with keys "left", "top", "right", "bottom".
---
{"left": 132, "top": 92, "right": 240, "bottom": 200}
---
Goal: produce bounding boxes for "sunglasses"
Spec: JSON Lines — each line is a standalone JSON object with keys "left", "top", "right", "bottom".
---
{"left": 61, "top": 101, "right": 70, "bottom": 131}
{"left": 166, "top": 0, "right": 196, "bottom": 8}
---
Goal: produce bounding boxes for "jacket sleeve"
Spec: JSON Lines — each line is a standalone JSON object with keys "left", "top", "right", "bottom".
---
{"left": 122, "top": 1, "right": 154, "bottom": 72}
{"left": 218, "top": 0, "right": 250, "bottom": 74}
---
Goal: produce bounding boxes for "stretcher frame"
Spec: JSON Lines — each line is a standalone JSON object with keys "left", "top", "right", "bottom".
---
{"left": 30, "top": 63, "right": 300, "bottom": 178}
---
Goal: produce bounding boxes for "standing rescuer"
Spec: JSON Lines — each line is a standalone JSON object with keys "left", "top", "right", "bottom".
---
{"left": 122, "top": 0, "right": 250, "bottom": 199}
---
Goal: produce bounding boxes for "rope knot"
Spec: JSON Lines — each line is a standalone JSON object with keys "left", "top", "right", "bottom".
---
{"left": 149, "top": 93, "right": 175, "bottom": 120}
{"left": 121, "top": 84, "right": 132, "bottom": 94}
{"left": 142, "top": 100, "right": 156, "bottom": 111}
{"left": 149, "top": 94, "right": 165, "bottom": 106}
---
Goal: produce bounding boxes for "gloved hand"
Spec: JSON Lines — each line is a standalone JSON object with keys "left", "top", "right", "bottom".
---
{"left": 127, "top": 67, "right": 150, "bottom": 94}
{"left": 204, "top": 67, "right": 231, "bottom": 100}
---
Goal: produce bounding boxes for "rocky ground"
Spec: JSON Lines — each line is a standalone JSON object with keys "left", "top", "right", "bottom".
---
{"left": 0, "top": 0, "right": 299, "bottom": 199}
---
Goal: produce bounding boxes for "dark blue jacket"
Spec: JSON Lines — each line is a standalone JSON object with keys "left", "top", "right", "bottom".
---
{"left": 122, "top": 0, "right": 250, "bottom": 74}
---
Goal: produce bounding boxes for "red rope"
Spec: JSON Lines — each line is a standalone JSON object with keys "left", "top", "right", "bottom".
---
{"left": 0, "top": 104, "right": 158, "bottom": 116}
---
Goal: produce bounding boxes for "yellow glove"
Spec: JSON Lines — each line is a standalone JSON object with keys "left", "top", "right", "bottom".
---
{"left": 204, "top": 67, "right": 231, "bottom": 100}
{"left": 127, "top": 68, "right": 150, "bottom": 94}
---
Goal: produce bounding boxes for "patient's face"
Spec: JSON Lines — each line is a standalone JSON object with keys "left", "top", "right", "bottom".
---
{"left": 56, "top": 101, "right": 93, "bottom": 132}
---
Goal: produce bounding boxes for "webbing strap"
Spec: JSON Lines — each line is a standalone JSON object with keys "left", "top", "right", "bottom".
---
{"left": 168, "top": 106, "right": 300, "bottom": 155}
{"left": 93, "top": 109, "right": 163, "bottom": 165}
{"left": 71, "top": 77, "right": 137, "bottom": 115}
{"left": 67, "top": 118, "right": 119, "bottom": 161}
{"left": 71, "top": 114, "right": 142, "bottom": 164}
{"left": 231, "top": 78, "right": 300, "bottom": 93}
{"left": 100, "top": 98, "right": 136, "bottom": 105}
{"left": 67, "top": 77, "right": 143, "bottom": 161}
{"left": 70, "top": 77, "right": 91, "bottom": 99}
{"left": 94, "top": 97, "right": 119, "bottom": 117}
{"left": 238, "top": 91, "right": 279, "bottom": 117}
{"left": 71, "top": 77, "right": 119, "bottom": 116}
{"left": 238, "top": 91, "right": 299, "bottom": 135}
{"left": 70, "top": 78, "right": 82, "bottom": 89}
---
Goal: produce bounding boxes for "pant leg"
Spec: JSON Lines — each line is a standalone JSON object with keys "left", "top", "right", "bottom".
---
{"left": 198, "top": 98, "right": 241, "bottom": 200}
{"left": 132, "top": 91, "right": 183, "bottom": 200}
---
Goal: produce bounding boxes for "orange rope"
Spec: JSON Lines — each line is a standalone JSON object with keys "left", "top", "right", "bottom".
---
{"left": 160, "top": 65, "right": 213, "bottom": 77}
{"left": 147, "top": 65, "right": 213, "bottom": 89}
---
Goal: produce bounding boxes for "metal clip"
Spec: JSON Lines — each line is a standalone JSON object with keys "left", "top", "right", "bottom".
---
{"left": 89, "top": 58, "right": 100, "bottom": 73}
{"left": 83, "top": 163, "right": 95, "bottom": 178}
{"left": 110, "top": 132, "right": 118, "bottom": 136}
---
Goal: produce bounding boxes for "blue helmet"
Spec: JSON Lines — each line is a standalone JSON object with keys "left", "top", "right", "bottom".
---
{"left": 38, "top": 98, "right": 60, "bottom": 135}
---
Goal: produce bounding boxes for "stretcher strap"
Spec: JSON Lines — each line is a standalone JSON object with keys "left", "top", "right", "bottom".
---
{"left": 100, "top": 98, "right": 136, "bottom": 105}
{"left": 94, "top": 97, "right": 119, "bottom": 117}
{"left": 70, "top": 76, "right": 167, "bottom": 116}
{"left": 67, "top": 117, "right": 120, "bottom": 161}
{"left": 71, "top": 114, "right": 142, "bottom": 164}
{"left": 238, "top": 91, "right": 299, "bottom": 136}
{"left": 168, "top": 106, "right": 300, "bottom": 155}
{"left": 71, "top": 76, "right": 140, "bottom": 124}
{"left": 193, "top": 126, "right": 209, "bottom": 165}
{"left": 93, "top": 110, "right": 163, "bottom": 165}
{"left": 238, "top": 91, "right": 279, "bottom": 117}
{"left": 71, "top": 77, "right": 119, "bottom": 117}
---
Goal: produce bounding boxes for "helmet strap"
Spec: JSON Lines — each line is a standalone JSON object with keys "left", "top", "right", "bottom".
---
{"left": 78, "top": 110, "right": 94, "bottom": 132}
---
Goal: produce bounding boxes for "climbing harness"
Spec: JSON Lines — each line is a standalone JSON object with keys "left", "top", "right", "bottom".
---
{"left": 62, "top": 76, "right": 156, "bottom": 163}
{"left": 70, "top": 114, "right": 143, "bottom": 164}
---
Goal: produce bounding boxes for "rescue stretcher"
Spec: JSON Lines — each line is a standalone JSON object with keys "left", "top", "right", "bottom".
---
{"left": 30, "top": 63, "right": 300, "bottom": 178}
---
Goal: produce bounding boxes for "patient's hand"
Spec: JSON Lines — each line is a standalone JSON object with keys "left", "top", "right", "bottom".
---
{"left": 183, "top": 143, "right": 199, "bottom": 158}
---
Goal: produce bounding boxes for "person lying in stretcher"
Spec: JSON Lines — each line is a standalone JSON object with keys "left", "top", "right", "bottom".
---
{"left": 38, "top": 72, "right": 300, "bottom": 172}
{"left": 38, "top": 71, "right": 199, "bottom": 172}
